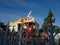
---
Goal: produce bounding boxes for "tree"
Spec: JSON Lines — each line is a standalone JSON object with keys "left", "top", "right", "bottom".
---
{"left": 41, "top": 9, "right": 55, "bottom": 32}
{"left": 0, "top": 22, "right": 6, "bottom": 30}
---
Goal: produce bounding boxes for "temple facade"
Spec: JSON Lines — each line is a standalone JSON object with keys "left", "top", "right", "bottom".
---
{"left": 9, "top": 11, "right": 39, "bottom": 32}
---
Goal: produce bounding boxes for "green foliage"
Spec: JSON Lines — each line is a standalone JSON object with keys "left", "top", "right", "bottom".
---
{"left": 41, "top": 9, "right": 59, "bottom": 34}
{"left": 53, "top": 26, "right": 59, "bottom": 33}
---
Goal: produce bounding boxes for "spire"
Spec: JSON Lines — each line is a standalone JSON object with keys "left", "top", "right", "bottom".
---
{"left": 48, "top": 8, "right": 54, "bottom": 17}
{"left": 49, "top": 8, "right": 52, "bottom": 14}
{"left": 48, "top": 8, "right": 55, "bottom": 24}
{"left": 27, "top": 10, "right": 32, "bottom": 18}
{"left": 27, "top": 10, "right": 35, "bottom": 22}
{"left": 41, "top": 8, "right": 55, "bottom": 29}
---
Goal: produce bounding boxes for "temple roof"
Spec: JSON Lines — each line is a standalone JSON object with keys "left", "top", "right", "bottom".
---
{"left": 26, "top": 10, "right": 35, "bottom": 23}
{"left": 9, "top": 10, "right": 39, "bottom": 25}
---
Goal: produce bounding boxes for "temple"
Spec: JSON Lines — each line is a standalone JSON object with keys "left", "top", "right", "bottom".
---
{"left": 9, "top": 10, "right": 39, "bottom": 32}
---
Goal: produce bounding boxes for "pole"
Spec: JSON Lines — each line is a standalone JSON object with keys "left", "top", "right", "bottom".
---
{"left": 49, "top": 24, "right": 54, "bottom": 45}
